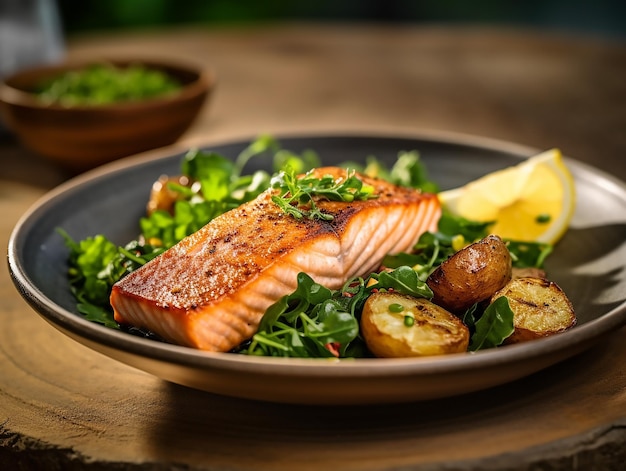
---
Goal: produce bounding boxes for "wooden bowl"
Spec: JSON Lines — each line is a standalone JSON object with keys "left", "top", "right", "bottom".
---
{"left": 0, "top": 58, "right": 214, "bottom": 172}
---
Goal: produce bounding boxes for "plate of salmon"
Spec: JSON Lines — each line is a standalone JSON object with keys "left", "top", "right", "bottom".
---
{"left": 8, "top": 133, "right": 626, "bottom": 404}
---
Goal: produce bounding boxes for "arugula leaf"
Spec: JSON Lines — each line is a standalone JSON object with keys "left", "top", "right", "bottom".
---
{"left": 309, "top": 300, "right": 360, "bottom": 345}
{"left": 58, "top": 229, "right": 166, "bottom": 327}
{"left": 369, "top": 266, "right": 433, "bottom": 298}
{"left": 76, "top": 301, "right": 119, "bottom": 329}
{"left": 343, "top": 150, "right": 439, "bottom": 193}
{"left": 461, "top": 303, "right": 479, "bottom": 335}
{"left": 235, "top": 134, "right": 281, "bottom": 172}
{"left": 437, "top": 211, "right": 492, "bottom": 243}
{"left": 243, "top": 266, "right": 430, "bottom": 358}
{"left": 506, "top": 240, "right": 553, "bottom": 268}
{"left": 468, "top": 296, "right": 515, "bottom": 351}
{"left": 140, "top": 199, "right": 234, "bottom": 248}
{"left": 273, "top": 148, "right": 321, "bottom": 174}
{"left": 182, "top": 151, "right": 235, "bottom": 190}
{"left": 246, "top": 272, "right": 358, "bottom": 357}
{"left": 388, "top": 150, "right": 440, "bottom": 193}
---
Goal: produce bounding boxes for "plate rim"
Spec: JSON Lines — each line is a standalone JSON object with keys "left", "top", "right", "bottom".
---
{"left": 7, "top": 131, "right": 626, "bottom": 381}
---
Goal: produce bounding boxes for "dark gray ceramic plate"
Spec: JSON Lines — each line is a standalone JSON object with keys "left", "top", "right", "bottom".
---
{"left": 8, "top": 132, "right": 626, "bottom": 404}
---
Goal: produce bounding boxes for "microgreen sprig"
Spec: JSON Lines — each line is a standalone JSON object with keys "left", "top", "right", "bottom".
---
{"left": 270, "top": 167, "right": 377, "bottom": 220}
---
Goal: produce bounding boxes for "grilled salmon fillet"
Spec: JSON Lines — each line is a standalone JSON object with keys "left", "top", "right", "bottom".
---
{"left": 110, "top": 167, "right": 441, "bottom": 352}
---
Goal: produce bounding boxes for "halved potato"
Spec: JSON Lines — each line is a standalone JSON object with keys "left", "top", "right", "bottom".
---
{"left": 491, "top": 277, "right": 576, "bottom": 344}
{"left": 426, "top": 235, "right": 512, "bottom": 313}
{"left": 361, "top": 292, "right": 470, "bottom": 357}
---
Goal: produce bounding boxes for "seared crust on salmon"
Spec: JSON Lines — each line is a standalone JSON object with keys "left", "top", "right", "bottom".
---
{"left": 110, "top": 167, "right": 441, "bottom": 351}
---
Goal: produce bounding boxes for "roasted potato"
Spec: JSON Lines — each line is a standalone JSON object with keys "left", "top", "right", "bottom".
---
{"left": 512, "top": 267, "right": 547, "bottom": 280}
{"left": 491, "top": 277, "right": 576, "bottom": 344}
{"left": 147, "top": 175, "right": 192, "bottom": 215}
{"left": 361, "top": 292, "right": 470, "bottom": 357}
{"left": 426, "top": 235, "right": 512, "bottom": 313}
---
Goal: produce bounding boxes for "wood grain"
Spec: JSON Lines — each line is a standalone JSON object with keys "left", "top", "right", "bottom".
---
{"left": 1, "top": 24, "right": 625, "bottom": 470}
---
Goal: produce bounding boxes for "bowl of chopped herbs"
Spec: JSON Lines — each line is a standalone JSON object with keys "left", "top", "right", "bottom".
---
{"left": 0, "top": 58, "right": 214, "bottom": 172}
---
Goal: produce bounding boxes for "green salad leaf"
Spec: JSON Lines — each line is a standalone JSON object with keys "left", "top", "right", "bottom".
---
{"left": 242, "top": 265, "right": 433, "bottom": 358}
{"left": 343, "top": 150, "right": 439, "bottom": 193}
{"left": 467, "top": 296, "right": 515, "bottom": 351}
{"left": 505, "top": 240, "right": 553, "bottom": 268}
{"left": 369, "top": 266, "right": 433, "bottom": 298}
{"left": 141, "top": 136, "right": 285, "bottom": 246}
{"left": 58, "top": 229, "right": 165, "bottom": 327}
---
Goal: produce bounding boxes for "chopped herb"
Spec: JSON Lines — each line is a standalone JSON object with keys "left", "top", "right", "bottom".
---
{"left": 388, "top": 303, "right": 405, "bottom": 313}
{"left": 536, "top": 213, "right": 552, "bottom": 224}
{"left": 270, "top": 167, "right": 377, "bottom": 220}
{"left": 37, "top": 63, "right": 182, "bottom": 106}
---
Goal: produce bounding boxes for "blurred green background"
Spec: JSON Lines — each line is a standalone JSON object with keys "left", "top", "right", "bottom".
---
{"left": 57, "top": 0, "right": 625, "bottom": 38}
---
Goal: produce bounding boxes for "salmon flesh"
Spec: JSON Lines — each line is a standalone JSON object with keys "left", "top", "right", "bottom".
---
{"left": 110, "top": 167, "right": 441, "bottom": 351}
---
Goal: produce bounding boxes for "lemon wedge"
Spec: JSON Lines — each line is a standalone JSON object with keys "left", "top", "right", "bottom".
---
{"left": 438, "top": 149, "right": 576, "bottom": 244}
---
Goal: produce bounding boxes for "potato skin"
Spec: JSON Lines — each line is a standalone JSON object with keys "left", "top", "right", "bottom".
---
{"left": 492, "top": 277, "right": 576, "bottom": 344}
{"left": 512, "top": 267, "right": 547, "bottom": 280}
{"left": 426, "top": 235, "right": 512, "bottom": 313}
{"left": 361, "top": 292, "right": 470, "bottom": 357}
{"left": 147, "top": 175, "right": 191, "bottom": 215}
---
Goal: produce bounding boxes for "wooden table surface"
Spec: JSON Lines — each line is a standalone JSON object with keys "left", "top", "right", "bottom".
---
{"left": 1, "top": 24, "right": 625, "bottom": 470}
